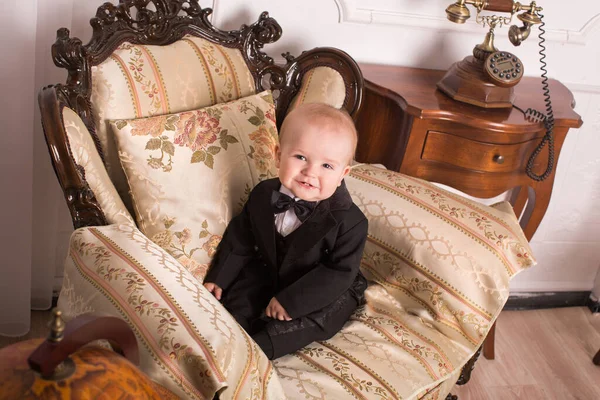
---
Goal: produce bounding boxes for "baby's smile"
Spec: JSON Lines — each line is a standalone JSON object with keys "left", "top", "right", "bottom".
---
{"left": 297, "top": 180, "right": 318, "bottom": 189}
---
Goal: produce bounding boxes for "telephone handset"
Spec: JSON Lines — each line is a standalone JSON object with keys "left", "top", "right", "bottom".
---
{"left": 436, "top": 0, "right": 555, "bottom": 181}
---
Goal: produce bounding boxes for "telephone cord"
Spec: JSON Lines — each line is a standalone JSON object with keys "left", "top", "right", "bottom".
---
{"left": 523, "top": 14, "right": 556, "bottom": 182}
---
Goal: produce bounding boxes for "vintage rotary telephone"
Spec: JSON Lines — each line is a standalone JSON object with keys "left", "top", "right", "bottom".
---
{"left": 437, "top": 0, "right": 555, "bottom": 181}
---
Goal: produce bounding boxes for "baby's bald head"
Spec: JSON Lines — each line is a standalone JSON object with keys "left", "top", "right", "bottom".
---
{"left": 275, "top": 103, "right": 358, "bottom": 201}
{"left": 279, "top": 103, "right": 357, "bottom": 165}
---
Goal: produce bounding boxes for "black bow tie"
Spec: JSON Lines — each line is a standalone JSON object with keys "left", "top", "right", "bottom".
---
{"left": 271, "top": 191, "right": 317, "bottom": 222}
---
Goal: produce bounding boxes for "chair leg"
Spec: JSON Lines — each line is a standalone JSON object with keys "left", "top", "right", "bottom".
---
{"left": 594, "top": 349, "right": 600, "bottom": 366}
{"left": 445, "top": 394, "right": 458, "bottom": 400}
{"left": 483, "top": 321, "right": 496, "bottom": 360}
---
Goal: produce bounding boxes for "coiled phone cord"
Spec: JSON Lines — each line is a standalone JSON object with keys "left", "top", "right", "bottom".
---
{"left": 516, "top": 14, "right": 556, "bottom": 182}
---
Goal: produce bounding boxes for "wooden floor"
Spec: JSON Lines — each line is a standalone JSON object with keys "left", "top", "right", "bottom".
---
{"left": 2, "top": 307, "right": 599, "bottom": 399}
{"left": 453, "top": 307, "right": 600, "bottom": 399}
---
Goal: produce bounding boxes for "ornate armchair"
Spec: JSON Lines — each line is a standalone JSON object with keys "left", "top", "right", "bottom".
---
{"left": 41, "top": 1, "right": 536, "bottom": 398}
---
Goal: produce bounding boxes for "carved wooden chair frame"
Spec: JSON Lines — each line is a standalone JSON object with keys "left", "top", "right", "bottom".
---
{"left": 38, "top": 1, "right": 480, "bottom": 397}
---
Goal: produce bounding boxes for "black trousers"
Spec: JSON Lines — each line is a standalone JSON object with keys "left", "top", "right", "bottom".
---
{"left": 221, "top": 267, "right": 367, "bottom": 359}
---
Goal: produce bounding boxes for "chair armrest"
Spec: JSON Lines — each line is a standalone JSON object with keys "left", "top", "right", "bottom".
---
{"left": 58, "top": 223, "right": 284, "bottom": 400}
{"left": 39, "top": 86, "right": 107, "bottom": 228}
{"left": 346, "top": 164, "right": 535, "bottom": 348}
{"left": 39, "top": 86, "right": 134, "bottom": 228}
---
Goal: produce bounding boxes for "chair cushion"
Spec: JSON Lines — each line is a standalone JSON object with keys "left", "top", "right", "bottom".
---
{"left": 109, "top": 91, "right": 278, "bottom": 280}
{"left": 91, "top": 36, "right": 257, "bottom": 213}
{"left": 273, "top": 285, "right": 465, "bottom": 399}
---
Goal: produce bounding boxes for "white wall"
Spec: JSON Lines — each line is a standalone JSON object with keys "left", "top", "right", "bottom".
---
{"left": 28, "top": 0, "right": 600, "bottom": 294}
{"left": 0, "top": 0, "right": 37, "bottom": 335}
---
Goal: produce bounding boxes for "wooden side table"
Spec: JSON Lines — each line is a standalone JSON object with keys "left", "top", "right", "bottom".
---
{"left": 355, "top": 64, "right": 583, "bottom": 360}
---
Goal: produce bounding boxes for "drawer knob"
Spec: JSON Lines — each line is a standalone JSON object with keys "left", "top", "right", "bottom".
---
{"left": 493, "top": 154, "right": 505, "bottom": 164}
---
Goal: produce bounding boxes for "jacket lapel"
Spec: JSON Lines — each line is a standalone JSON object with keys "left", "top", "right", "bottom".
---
{"left": 279, "top": 180, "right": 353, "bottom": 273}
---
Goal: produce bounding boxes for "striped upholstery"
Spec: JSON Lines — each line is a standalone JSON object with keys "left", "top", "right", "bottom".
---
{"left": 90, "top": 36, "right": 256, "bottom": 213}
{"left": 273, "top": 285, "right": 466, "bottom": 399}
{"left": 58, "top": 223, "right": 285, "bottom": 400}
{"left": 418, "top": 368, "right": 462, "bottom": 399}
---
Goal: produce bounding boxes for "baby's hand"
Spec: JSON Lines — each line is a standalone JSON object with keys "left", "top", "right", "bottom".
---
{"left": 203, "top": 282, "right": 222, "bottom": 300}
{"left": 265, "top": 297, "right": 292, "bottom": 321}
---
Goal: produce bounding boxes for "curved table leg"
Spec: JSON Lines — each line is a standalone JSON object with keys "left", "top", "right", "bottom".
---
{"left": 520, "top": 185, "right": 552, "bottom": 241}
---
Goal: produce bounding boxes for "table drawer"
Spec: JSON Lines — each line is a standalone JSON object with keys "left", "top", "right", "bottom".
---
{"left": 422, "top": 131, "right": 537, "bottom": 173}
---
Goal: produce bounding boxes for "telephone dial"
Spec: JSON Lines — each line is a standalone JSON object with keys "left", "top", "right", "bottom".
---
{"left": 484, "top": 51, "right": 523, "bottom": 87}
{"left": 436, "top": 0, "right": 555, "bottom": 181}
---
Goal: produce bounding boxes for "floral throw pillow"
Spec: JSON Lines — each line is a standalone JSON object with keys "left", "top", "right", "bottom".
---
{"left": 110, "top": 91, "right": 278, "bottom": 281}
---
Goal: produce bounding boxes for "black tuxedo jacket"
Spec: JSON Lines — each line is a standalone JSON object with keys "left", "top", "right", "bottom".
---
{"left": 205, "top": 178, "right": 368, "bottom": 319}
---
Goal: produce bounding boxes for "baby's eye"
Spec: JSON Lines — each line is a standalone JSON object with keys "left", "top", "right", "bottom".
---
{"left": 294, "top": 155, "right": 306, "bottom": 161}
{"left": 323, "top": 163, "right": 334, "bottom": 170}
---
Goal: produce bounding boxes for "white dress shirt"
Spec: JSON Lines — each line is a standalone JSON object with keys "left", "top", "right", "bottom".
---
{"left": 274, "top": 185, "right": 316, "bottom": 237}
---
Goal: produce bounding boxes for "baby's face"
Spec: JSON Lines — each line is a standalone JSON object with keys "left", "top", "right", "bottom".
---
{"left": 275, "top": 121, "right": 353, "bottom": 202}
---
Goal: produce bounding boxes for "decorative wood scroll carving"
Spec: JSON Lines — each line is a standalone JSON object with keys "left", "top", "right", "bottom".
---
{"left": 456, "top": 346, "right": 482, "bottom": 385}
{"left": 39, "top": 0, "right": 363, "bottom": 229}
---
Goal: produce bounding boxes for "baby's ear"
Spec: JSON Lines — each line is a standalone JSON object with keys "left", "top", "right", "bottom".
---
{"left": 338, "top": 165, "right": 351, "bottom": 186}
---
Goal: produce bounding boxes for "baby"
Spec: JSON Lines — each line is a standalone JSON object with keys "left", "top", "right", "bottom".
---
{"left": 204, "top": 102, "right": 368, "bottom": 359}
